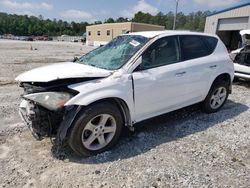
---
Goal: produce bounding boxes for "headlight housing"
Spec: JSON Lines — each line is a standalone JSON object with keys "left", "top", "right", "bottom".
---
{"left": 23, "top": 92, "right": 73, "bottom": 111}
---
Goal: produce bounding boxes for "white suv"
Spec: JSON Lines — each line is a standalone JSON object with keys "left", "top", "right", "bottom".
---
{"left": 16, "top": 31, "right": 234, "bottom": 156}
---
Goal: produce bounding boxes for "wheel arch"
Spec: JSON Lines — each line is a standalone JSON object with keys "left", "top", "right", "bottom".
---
{"left": 56, "top": 97, "right": 133, "bottom": 146}
{"left": 214, "top": 73, "right": 232, "bottom": 84}
{"left": 210, "top": 73, "right": 232, "bottom": 93}
{"left": 88, "top": 97, "right": 133, "bottom": 128}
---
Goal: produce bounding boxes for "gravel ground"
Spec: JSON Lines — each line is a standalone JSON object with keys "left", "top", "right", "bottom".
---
{"left": 0, "top": 40, "right": 249, "bottom": 188}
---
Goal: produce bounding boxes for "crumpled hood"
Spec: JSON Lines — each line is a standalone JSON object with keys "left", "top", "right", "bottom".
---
{"left": 15, "top": 62, "right": 112, "bottom": 82}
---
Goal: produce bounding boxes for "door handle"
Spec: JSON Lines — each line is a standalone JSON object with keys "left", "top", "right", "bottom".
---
{"left": 209, "top": 65, "right": 217, "bottom": 69}
{"left": 175, "top": 71, "right": 186, "bottom": 77}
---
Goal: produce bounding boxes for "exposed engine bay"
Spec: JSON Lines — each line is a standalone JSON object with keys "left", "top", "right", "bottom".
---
{"left": 234, "top": 45, "right": 250, "bottom": 67}
{"left": 18, "top": 78, "right": 97, "bottom": 140}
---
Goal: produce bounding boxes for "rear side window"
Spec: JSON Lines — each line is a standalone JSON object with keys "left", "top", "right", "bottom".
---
{"left": 203, "top": 36, "right": 218, "bottom": 54}
{"left": 180, "top": 35, "right": 210, "bottom": 61}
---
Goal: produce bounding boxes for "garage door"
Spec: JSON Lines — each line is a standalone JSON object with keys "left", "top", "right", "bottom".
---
{"left": 218, "top": 17, "right": 249, "bottom": 31}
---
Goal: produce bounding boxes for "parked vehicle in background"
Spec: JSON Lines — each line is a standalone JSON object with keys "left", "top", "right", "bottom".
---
{"left": 34, "top": 35, "right": 48, "bottom": 41}
{"left": 230, "top": 30, "right": 250, "bottom": 80}
{"left": 71, "top": 39, "right": 79, "bottom": 42}
{"left": 26, "top": 37, "right": 33, "bottom": 41}
{"left": 16, "top": 31, "right": 234, "bottom": 156}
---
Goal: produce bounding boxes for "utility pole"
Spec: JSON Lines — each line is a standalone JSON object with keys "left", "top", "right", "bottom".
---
{"left": 173, "top": 0, "right": 179, "bottom": 30}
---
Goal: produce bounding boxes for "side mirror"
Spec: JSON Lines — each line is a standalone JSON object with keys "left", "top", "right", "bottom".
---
{"left": 72, "top": 56, "right": 79, "bottom": 62}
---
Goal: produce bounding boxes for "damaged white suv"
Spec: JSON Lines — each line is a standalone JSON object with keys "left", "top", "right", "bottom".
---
{"left": 16, "top": 31, "right": 234, "bottom": 156}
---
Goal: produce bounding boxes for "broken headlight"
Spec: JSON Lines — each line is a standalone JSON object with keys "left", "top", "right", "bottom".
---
{"left": 23, "top": 92, "right": 73, "bottom": 111}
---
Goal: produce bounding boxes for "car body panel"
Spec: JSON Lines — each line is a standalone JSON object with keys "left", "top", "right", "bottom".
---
{"left": 15, "top": 62, "right": 112, "bottom": 82}
{"left": 234, "top": 63, "right": 250, "bottom": 73}
{"left": 234, "top": 63, "right": 250, "bottom": 80}
{"left": 132, "top": 62, "right": 188, "bottom": 121}
{"left": 233, "top": 62, "right": 250, "bottom": 80}
{"left": 125, "top": 30, "right": 219, "bottom": 39}
{"left": 65, "top": 71, "right": 135, "bottom": 121}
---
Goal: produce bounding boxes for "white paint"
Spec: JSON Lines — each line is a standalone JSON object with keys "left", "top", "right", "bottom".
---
{"left": 15, "top": 62, "right": 112, "bottom": 82}
{"left": 240, "top": 29, "right": 250, "bottom": 36}
{"left": 125, "top": 30, "right": 217, "bottom": 39}
{"left": 17, "top": 31, "right": 234, "bottom": 123}
{"left": 234, "top": 63, "right": 250, "bottom": 80}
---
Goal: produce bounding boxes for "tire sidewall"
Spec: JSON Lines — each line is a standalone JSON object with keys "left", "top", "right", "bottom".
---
{"left": 202, "top": 81, "right": 229, "bottom": 113}
{"left": 68, "top": 102, "right": 123, "bottom": 156}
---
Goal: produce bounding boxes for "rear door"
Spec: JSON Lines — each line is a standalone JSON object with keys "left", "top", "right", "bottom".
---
{"left": 178, "top": 35, "right": 219, "bottom": 101}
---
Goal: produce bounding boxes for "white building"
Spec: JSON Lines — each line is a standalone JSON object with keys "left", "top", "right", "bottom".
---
{"left": 205, "top": 2, "right": 250, "bottom": 50}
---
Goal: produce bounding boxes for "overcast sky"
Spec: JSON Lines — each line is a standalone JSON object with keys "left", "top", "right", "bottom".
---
{"left": 0, "top": 0, "right": 249, "bottom": 22}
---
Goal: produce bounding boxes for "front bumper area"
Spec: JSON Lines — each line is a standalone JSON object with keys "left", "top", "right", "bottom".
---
{"left": 19, "top": 99, "right": 63, "bottom": 140}
{"left": 19, "top": 99, "right": 41, "bottom": 139}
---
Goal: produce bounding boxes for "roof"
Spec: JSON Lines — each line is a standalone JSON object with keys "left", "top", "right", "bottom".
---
{"left": 126, "top": 30, "right": 217, "bottom": 38}
{"left": 208, "top": 2, "right": 250, "bottom": 17}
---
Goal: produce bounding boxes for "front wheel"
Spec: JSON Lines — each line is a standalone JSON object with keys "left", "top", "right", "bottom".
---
{"left": 201, "top": 80, "right": 229, "bottom": 113}
{"left": 68, "top": 102, "right": 123, "bottom": 156}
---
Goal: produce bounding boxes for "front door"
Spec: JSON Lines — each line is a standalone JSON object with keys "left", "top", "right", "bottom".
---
{"left": 132, "top": 36, "right": 188, "bottom": 122}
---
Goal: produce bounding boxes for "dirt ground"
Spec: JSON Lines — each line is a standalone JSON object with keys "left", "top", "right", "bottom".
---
{"left": 0, "top": 40, "right": 249, "bottom": 188}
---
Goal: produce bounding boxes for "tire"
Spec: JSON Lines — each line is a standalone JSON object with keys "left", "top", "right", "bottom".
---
{"left": 201, "top": 80, "right": 229, "bottom": 113}
{"left": 68, "top": 102, "right": 123, "bottom": 157}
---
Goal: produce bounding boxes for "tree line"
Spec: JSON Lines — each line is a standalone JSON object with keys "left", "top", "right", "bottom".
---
{"left": 0, "top": 10, "right": 213, "bottom": 36}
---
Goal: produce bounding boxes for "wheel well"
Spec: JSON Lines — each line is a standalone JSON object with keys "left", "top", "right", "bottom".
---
{"left": 89, "top": 98, "right": 132, "bottom": 127}
{"left": 211, "top": 73, "right": 232, "bottom": 93}
{"left": 213, "top": 73, "right": 231, "bottom": 86}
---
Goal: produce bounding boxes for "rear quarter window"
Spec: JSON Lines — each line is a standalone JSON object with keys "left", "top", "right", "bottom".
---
{"left": 180, "top": 35, "right": 215, "bottom": 61}
{"left": 202, "top": 36, "right": 218, "bottom": 54}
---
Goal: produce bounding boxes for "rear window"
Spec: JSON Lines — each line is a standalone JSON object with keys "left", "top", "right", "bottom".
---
{"left": 180, "top": 35, "right": 212, "bottom": 61}
{"left": 203, "top": 36, "right": 218, "bottom": 54}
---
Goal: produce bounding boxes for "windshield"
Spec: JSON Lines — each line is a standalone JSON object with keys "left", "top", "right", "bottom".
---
{"left": 77, "top": 35, "right": 149, "bottom": 70}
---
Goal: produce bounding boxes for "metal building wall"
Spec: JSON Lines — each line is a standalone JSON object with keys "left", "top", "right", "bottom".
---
{"left": 205, "top": 5, "right": 250, "bottom": 34}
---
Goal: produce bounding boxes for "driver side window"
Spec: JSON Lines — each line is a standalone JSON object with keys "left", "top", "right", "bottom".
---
{"left": 139, "top": 36, "right": 180, "bottom": 70}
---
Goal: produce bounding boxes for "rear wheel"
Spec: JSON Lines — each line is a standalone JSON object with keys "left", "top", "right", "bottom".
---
{"left": 68, "top": 102, "right": 123, "bottom": 156}
{"left": 201, "top": 80, "right": 229, "bottom": 113}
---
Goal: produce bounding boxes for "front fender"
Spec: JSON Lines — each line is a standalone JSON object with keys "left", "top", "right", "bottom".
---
{"left": 55, "top": 105, "right": 82, "bottom": 146}
{"left": 66, "top": 88, "right": 130, "bottom": 107}
{"left": 65, "top": 74, "right": 135, "bottom": 120}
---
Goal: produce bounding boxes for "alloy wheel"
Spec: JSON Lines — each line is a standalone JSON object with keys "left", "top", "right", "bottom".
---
{"left": 210, "top": 87, "right": 227, "bottom": 109}
{"left": 81, "top": 114, "right": 117, "bottom": 151}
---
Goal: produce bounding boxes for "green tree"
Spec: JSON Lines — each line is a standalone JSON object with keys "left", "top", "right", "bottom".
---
{"left": 104, "top": 18, "right": 115, "bottom": 23}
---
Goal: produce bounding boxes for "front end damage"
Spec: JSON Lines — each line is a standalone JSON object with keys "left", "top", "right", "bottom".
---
{"left": 19, "top": 99, "right": 61, "bottom": 140}
{"left": 15, "top": 61, "right": 113, "bottom": 148}
{"left": 18, "top": 79, "right": 88, "bottom": 141}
